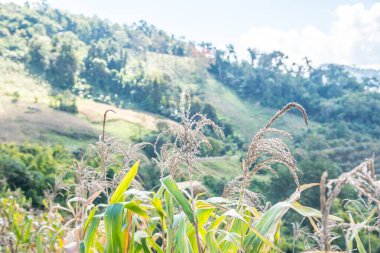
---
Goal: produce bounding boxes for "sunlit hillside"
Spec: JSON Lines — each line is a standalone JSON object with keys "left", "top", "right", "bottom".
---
{"left": 1, "top": 2, "right": 380, "bottom": 252}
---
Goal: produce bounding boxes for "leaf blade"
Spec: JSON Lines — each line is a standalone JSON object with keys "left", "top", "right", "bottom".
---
{"left": 109, "top": 160, "right": 139, "bottom": 204}
{"left": 161, "top": 176, "right": 195, "bottom": 224}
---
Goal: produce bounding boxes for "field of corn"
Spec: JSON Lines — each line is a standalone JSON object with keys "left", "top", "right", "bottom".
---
{"left": 1, "top": 94, "right": 379, "bottom": 253}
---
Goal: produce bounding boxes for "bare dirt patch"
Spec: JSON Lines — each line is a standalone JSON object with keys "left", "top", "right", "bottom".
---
{"left": 77, "top": 99, "right": 158, "bottom": 131}
{"left": 0, "top": 97, "right": 97, "bottom": 143}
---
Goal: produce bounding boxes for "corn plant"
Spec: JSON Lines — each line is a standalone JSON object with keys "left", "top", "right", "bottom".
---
{"left": 0, "top": 191, "right": 64, "bottom": 253}
{"left": 78, "top": 159, "right": 345, "bottom": 253}
{"left": 1, "top": 99, "right": 379, "bottom": 252}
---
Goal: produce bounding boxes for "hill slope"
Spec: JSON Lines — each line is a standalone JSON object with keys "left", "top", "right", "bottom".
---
{"left": 0, "top": 59, "right": 158, "bottom": 149}
{"left": 1, "top": 2, "right": 378, "bottom": 181}
{"left": 134, "top": 52, "right": 310, "bottom": 141}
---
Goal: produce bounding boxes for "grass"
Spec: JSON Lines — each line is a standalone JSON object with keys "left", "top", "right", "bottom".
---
{"left": 77, "top": 98, "right": 159, "bottom": 131}
{"left": 0, "top": 59, "right": 155, "bottom": 149}
{"left": 196, "top": 155, "right": 271, "bottom": 182}
{"left": 42, "top": 131, "right": 94, "bottom": 150}
{"left": 0, "top": 96, "right": 98, "bottom": 147}
{"left": 142, "top": 52, "right": 313, "bottom": 141}
{"left": 92, "top": 119, "right": 151, "bottom": 141}
{"left": 200, "top": 77, "right": 310, "bottom": 140}
{"left": 196, "top": 156, "right": 242, "bottom": 179}
{"left": 0, "top": 58, "right": 51, "bottom": 104}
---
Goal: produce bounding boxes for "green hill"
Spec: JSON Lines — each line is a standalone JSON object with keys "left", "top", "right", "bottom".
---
{"left": 1, "top": 3, "right": 379, "bottom": 252}
{"left": 0, "top": 2, "right": 312, "bottom": 181}
{"left": 0, "top": 2, "right": 379, "bottom": 184}
{"left": 0, "top": 58, "right": 157, "bottom": 149}
{"left": 129, "top": 52, "right": 311, "bottom": 140}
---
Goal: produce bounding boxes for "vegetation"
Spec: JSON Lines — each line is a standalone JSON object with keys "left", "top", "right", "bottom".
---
{"left": 0, "top": 143, "right": 72, "bottom": 206}
{"left": 0, "top": 2, "right": 193, "bottom": 115}
{"left": 0, "top": 2, "right": 380, "bottom": 252}
{"left": 50, "top": 90, "right": 78, "bottom": 113}
{"left": 1, "top": 96, "right": 379, "bottom": 252}
{"left": 2, "top": 1, "right": 378, "bottom": 172}
{"left": 208, "top": 46, "right": 380, "bottom": 171}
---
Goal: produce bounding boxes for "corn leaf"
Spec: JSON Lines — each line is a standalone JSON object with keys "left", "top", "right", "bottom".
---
{"left": 104, "top": 203, "right": 125, "bottom": 253}
{"left": 124, "top": 201, "right": 150, "bottom": 219}
{"left": 243, "top": 184, "right": 319, "bottom": 252}
{"left": 222, "top": 209, "right": 281, "bottom": 252}
{"left": 174, "top": 213, "right": 192, "bottom": 253}
{"left": 109, "top": 160, "right": 139, "bottom": 204}
{"left": 348, "top": 214, "right": 367, "bottom": 253}
{"left": 290, "top": 201, "right": 343, "bottom": 222}
{"left": 84, "top": 215, "right": 100, "bottom": 253}
{"left": 83, "top": 206, "right": 98, "bottom": 234}
{"left": 161, "top": 176, "right": 195, "bottom": 225}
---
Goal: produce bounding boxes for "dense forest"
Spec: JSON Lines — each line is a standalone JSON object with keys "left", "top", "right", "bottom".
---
{"left": 0, "top": 2, "right": 380, "bottom": 252}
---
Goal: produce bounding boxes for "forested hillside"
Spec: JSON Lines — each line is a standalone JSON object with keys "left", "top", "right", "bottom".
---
{"left": 1, "top": 2, "right": 380, "bottom": 252}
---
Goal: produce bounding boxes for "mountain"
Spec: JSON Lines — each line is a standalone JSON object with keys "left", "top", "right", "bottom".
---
{"left": 0, "top": 1, "right": 379, "bottom": 185}
{"left": 0, "top": 2, "right": 307, "bottom": 138}
{"left": 2, "top": 4, "right": 380, "bottom": 252}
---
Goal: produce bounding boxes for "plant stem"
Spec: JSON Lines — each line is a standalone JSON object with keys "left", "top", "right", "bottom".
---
{"left": 320, "top": 172, "right": 330, "bottom": 252}
{"left": 188, "top": 164, "right": 203, "bottom": 253}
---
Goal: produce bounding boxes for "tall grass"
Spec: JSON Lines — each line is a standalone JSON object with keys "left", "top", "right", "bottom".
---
{"left": 0, "top": 95, "right": 379, "bottom": 252}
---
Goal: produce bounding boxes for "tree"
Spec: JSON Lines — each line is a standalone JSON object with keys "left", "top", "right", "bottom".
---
{"left": 86, "top": 58, "right": 112, "bottom": 89}
{"left": 82, "top": 38, "right": 126, "bottom": 91}
{"left": 247, "top": 48, "right": 257, "bottom": 66}
{"left": 48, "top": 32, "right": 80, "bottom": 90}
{"left": 226, "top": 44, "right": 237, "bottom": 62}
{"left": 28, "top": 36, "right": 51, "bottom": 72}
{"left": 0, "top": 143, "right": 71, "bottom": 207}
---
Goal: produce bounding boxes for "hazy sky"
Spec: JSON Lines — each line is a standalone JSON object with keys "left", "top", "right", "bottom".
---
{"left": 3, "top": 0, "right": 380, "bottom": 67}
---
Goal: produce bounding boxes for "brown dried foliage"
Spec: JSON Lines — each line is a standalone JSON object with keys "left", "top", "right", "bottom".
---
{"left": 319, "top": 158, "right": 380, "bottom": 251}
{"left": 223, "top": 102, "right": 308, "bottom": 208}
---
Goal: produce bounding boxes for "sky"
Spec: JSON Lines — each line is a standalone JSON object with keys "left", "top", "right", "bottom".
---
{"left": 3, "top": 0, "right": 380, "bottom": 68}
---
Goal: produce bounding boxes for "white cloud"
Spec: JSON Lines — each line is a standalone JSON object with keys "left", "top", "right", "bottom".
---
{"left": 239, "top": 3, "right": 380, "bottom": 68}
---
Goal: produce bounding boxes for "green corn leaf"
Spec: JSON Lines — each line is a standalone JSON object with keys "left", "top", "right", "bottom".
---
{"left": 207, "top": 217, "right": 243, "bottom": 253}
{"left": 141, "top": 238, "right": 151, "bottom": 253}
{"left": 80, "top": 242, "right": 85, "bottom": 253}
{"left": 290, "top": 201, "right": 343, "bottom": 222}
{"left": 103, "top": 200, "right": 149, "bottom": 253}
{"left": 152, "top": 197, "right": 165, "bottom": 216}
{"left": 84, "top": 215, "right": 100, "bottom": 253}
{"left": 109, "top": 160, "right": 139, "bottom": 204}
{"left": 84, "top": 206, "right": 98, "bottom": 235}
{"left": 205, "top": 229, "right": 222, "bottom": 253}
{"left": 196, "top": 207, "right": 215, "bottom": 227}
{"left": 22, "top": 218, "right": 32, "bottom": 243}
{"left": 164, "top": 191, "right": 174, "bottom": 253}
{"left": 104, "top": 203, "right": 125, "bottom": 253}
{"left": 206, "top": 215, "right": 240, "bottom": 253}
{"left": 355, "top": 233, "right": 367, "bottom": 253}
{"left": 243, "top": 184, "right": 320, "bottom": 252}
{"left": 36, "top": 233, "right": 43, "bottom": 253}
{"left": 124, "top": 201, "right": 150, "bottom": 219}
{"left": 174, "top": 213, "right": 192, "bottom": 253}
{"left": 161, "top": 176, "right": 195, "bottom": 225}
{"left": 146, "top": 237, "right": 165, "bottom": 253}
{"left": 348, "top": 213, "right": 367, "bottom": 253}
{"left": 222, "top": 209, "right": 281, "bottom": 252}
{"left": 219, "top": 230, "right": 243, "bottom": 250}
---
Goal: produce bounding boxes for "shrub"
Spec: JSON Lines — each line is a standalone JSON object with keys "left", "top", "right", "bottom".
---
{"left": 50, "top": 90, "right": 78, "bottom": 113}
{"left": 0, "top": 143, "right": 72, "bottom": 207}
